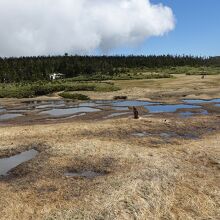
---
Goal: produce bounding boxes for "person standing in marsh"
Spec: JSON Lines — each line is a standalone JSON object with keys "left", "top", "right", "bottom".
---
{"left": 133, "top": 107, "right": 139, "bottom": 119}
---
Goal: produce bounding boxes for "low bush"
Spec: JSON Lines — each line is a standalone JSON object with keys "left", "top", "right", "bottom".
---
{"left": 0, "top": 81, "right": 120, "bottom": 98}
{"left": 59, "top": 92, "right": 90, "bottom": 100}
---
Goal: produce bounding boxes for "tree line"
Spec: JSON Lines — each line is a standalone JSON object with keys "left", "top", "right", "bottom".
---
{"left": 0, "top": 55, "right": 219, "bottom": 83}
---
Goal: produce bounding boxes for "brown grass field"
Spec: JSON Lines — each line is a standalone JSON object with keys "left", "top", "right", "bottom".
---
{"left": 0, "top": 74, "right": 220, "bottom": 220}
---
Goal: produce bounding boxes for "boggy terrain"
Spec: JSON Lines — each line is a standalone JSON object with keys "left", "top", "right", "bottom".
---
{"left": 0, "top": 74, "right": 220, "bottom": 220}
{"left": 0, "top": 114, "right": 220, "bottom": 219}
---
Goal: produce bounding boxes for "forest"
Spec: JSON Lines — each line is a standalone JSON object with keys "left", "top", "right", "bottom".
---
{"left": 0, "top": 55, "right": 219, "bottom": 83}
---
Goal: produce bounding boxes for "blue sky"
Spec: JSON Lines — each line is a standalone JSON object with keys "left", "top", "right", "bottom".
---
{"left": 111, "top": 0, "right": 220, "bottom": 56}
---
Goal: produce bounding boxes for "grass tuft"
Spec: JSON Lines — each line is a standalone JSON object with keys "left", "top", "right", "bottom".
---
{"left": 59, "top": 92, "right": 90, "bottom": 100}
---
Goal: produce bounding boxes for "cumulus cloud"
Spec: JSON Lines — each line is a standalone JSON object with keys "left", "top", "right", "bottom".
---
{"left": 0, "top": 0, "right": 175, "bottom": 57}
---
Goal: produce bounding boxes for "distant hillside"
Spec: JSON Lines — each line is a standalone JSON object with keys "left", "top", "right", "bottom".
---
{"left": 0, "top": 55, "right": 218, "bottom": 83}
{"left": 208, "top": 56, "right": 220, "bottom": 66}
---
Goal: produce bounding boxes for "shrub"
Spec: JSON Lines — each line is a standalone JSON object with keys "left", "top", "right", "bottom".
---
{"left": 59, "top": 92, "right": 90, "bottom": 100}
{"left": 0, "top": 81, "right": 120, "bottom": 98}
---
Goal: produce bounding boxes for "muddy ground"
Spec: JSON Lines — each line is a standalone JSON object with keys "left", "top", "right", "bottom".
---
{"left": 0, "top": 75, "right": 220, "bottom": 220}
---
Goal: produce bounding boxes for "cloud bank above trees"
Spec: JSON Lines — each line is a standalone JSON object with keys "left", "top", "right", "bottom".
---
{"left": 0, "top": 0, "right": 175, "bottom": 57}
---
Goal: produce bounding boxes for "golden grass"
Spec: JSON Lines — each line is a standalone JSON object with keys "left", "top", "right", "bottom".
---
{"left": 1, "top": 74, "right": 220, "bottom": 106}
{"left": 42, "top": 74, "right": 220, "bottom": 102}
{"left": 0, "top": 74, "right": 220, "bottom": 219}
{"left": 0, "top": 115, "right": 220, "bottom": 219}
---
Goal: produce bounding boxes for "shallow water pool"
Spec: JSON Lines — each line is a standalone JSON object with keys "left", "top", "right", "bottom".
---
{"left": 41, "top": 107, "right": 101, "bottom": 117}
{"left": 183, "top": 98, "right": 220, "bottom": 104}
{"left": 145, "top": 104, "right": 200, "bottom": 113}
{"left": 0, "top": 113, "right": 23, "bottom": 121}
{"left": 0, "top": 149, "right": 39, "bottom": 176}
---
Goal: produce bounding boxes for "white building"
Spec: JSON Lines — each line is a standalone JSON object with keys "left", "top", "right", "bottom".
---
{"left": 49, "top": 73, "right": 65, "bottom": 80}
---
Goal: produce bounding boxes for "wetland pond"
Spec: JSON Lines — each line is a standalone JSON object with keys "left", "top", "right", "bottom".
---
{"left": 0, "top": 149, "right": 39, "bottom": 176}
{"left": 0, "top": 113, "right": 23, "bottom": 120}
{"left": 132, "top": 131, "right": 199, "bottom": 140}
{"left": 0, "top": 98, "right": 220, "bottom": 123}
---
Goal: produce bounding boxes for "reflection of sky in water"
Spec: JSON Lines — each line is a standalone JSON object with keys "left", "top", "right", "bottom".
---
{"left": 0, "top": 113, "right": 23, "bottom": 120}
{"left": 36, "top": 104, "right": 65, "bottom": 109}
{"left": 41, "top": 107, "right": 101, "bottom": 117}
{"left": 180, "top": 110, "right": 208, "bottom": 118}
{"left": 112, "top": 100, "right": 157, "bottom": 107}
{"left": 77, "top": 102, "right": 100, "bottom": 107}
{"left": 0, "top": 108, "right": 6, "bottom": 113}
{"left": 111, "top": 106, "right": 129, "bottom": 111}
{"left": 23, "top": 100, "right": 65, "bottom": 105}
{"left": 183, "top": 99, "right": 220, "bottom": 104}
{"left": 1, "top": 98, "right": 220, "bottom": 122}
{"left": 0, "top": 149, "right": 39, "bottom": 176}
{"left": 145, "top": 104, "right": 200, "bottom": 113}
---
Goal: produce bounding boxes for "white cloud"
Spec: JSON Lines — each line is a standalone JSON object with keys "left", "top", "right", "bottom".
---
{"left": 0, "top": 0, "right": 175, "bottom": 57}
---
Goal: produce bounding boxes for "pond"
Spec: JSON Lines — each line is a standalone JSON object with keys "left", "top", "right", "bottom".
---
{"left": 0, "top": 113, "right": 23, "bottom": 121}
{"left": 1, "top": 98, "right": 219, "bottom": 123}
{"left": 41, "top": 107, "right": 101, "bottom": 117}
{"left": 0, "top": 149, "right": 39, "bottom": 176}
{"left": 132, "top": 131, "right": 199, "bottom": 140}
{"left": 183, "top": 98, "right": 220, "bottom": 104}
{"left": 145, "top": 104, "right": 200, "bottom": 113}
{"left": 0, "top": 107, "right": 6, "bottom": 113}
{"left": 180, "top": 110, "right": 208, "bottom": 118}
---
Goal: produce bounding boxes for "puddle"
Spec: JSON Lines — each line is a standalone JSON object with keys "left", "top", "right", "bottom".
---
{"left": 77, "top": 100, "right": 157, "bottom": 110}
{"left": 104, "top": 112, "right": 129, "bottom": 119}
{"left": 36, "top": 104, "right": 65, "bottom": 109}
{"left": 112, "top": 100, "right": 157, "bottom": 107}
{"left": 0, "top": 149, "right": 39, "bottom": 176}
{"left": 94, "top": 100, "right": 158, "bottom": 111}
{"left": 132, "top": 132, "right": 149, "bottom": 137}
{"left": 183, "top": 98, "right": 220, "bottom": 104}
{"left": 22, "top": 100, "right": 68, "bottom": 109}
{"left": 41, "top": 107, "right": 101, "bottom": 117}
{"left": 1, "top": 98, "right": 220, "bottom": 123}
{"left": 65, "top": 113, "right": 86, "bottom": 119}
{"left": 133, "top": 131, "right": 177, "bottom": 138}
{"left": 145, "top": 104, "right": 200, "bottom": 113}
{"left": 161, "top": 132, "right": 199, "bottom": 140}
{"left": 0, "top": 108, "right": 6, "bottom": 113}
{"left": 160, "top": 132, "right": 176, "bottom": 138}
{"left": 23, "top": 100, "right": 65, "bottom": 105}
{"left": 180, "top": 112, "right": 194, "bottom": 117}
{"left": 132, "top": 131, "right": 199, "bottom": 140}
{"left": 65, "top": 171, "right": 105, "bottom": 179}
{"left": 7, "top": 109, "right": 28, "bottom": 113}
{"left": 180, "top": 133, "right": 199, "bottom": 140}
{"left": 94, "top": 100, "right": 115, "bottom": 105}
{"left": 180, "top": 110, "right": 208, "bottom": 118}
{"left": 111, "top": 106, "right": 129, "bottom": 111}
{"left": 77, "top": 102, "right": 101, "bottom": 107}
{"left": 0, "top": 113, "right": 23, "bottom": 120}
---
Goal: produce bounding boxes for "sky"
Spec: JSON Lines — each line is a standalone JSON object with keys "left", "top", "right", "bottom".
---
{"left": 0, "top": 0, "right": 219, "bottom": 57}
{"left": 113, "top": 0, "right": 220, "bottom": 57}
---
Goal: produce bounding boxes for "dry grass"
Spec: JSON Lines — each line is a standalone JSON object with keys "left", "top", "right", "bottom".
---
{"left": 1, "top": 74, "right": 220, "bottom": 107}
{"left": 0, "top": 115, "right": 220, "bottom": 220}
{"left": 0, "top": 74, "right": 220, "bottom": 219}
{"left": 69, "top": 74, "right": 220, "bottom": 102}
